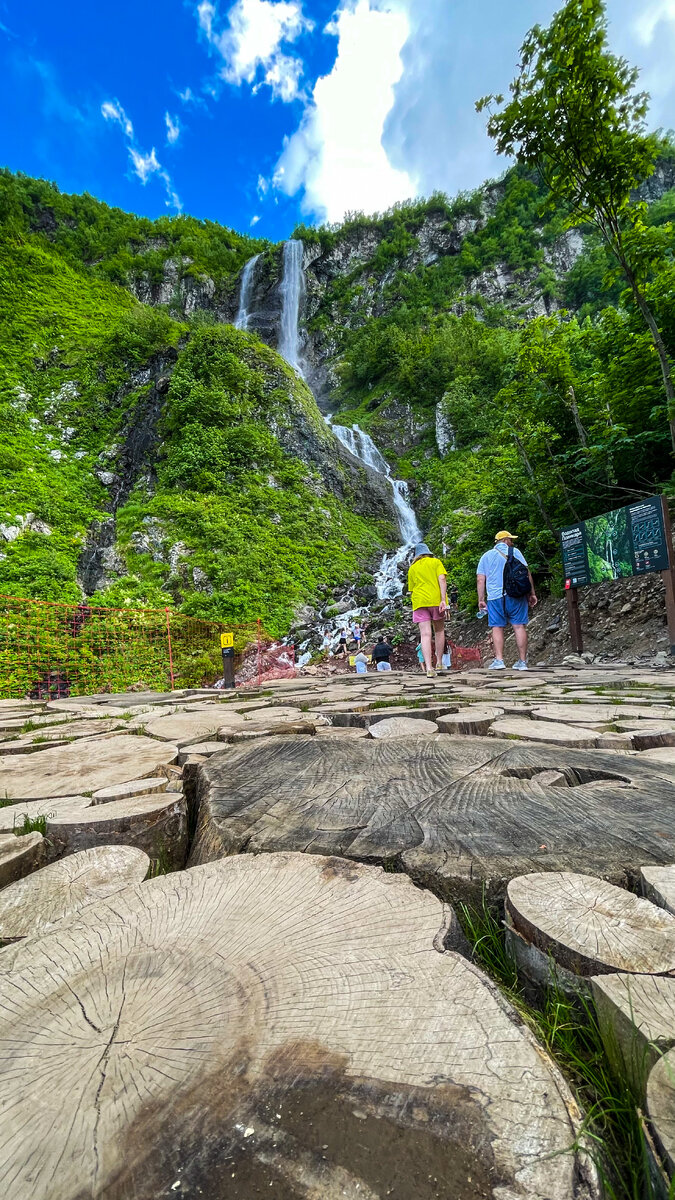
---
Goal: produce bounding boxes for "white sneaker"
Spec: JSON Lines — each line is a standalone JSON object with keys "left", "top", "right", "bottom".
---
{"left": 488, "top": 658, "right": 506, "bottom": 670}
{"left": 512, "top": 660, "right": 528, "bottom": 671}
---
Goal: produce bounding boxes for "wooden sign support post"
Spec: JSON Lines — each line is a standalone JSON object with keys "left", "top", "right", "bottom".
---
{"left": 566, "top": 586, "right": 583, "bottom": 655}
{"left": 220, "top": 632, "right": 236, "bottom": 689}
{"left": 660, "top": 495, "right": 675, "bottom": 657}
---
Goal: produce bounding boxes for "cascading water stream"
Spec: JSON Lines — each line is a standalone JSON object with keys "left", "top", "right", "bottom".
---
{"left": 329, "top": 420, "right": 422, "bottom": 600}
{"left": 270, "top": 240, "right": 422, "bottom": 618}
{"left": 234, "top": 254, "right": 261, "bottom": 331}
{"left": 278, "top": 240, "right": 305, "bottom": 374}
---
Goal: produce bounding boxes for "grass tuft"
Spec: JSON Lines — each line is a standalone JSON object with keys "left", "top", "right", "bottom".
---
{"left": 13, "top": 812, "right": 49, "bottom": 837}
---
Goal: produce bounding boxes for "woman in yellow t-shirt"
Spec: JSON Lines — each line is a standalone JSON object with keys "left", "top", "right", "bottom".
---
{"left": 407, "top": 542, "right": 448, "bottom": 678}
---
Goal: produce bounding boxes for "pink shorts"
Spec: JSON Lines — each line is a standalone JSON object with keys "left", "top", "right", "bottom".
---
{"left": 413, "top": 606, "right": 444, "bottom": 623}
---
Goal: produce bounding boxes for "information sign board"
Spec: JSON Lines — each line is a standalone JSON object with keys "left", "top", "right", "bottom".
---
{"left": 560, "top": 496, "right": 669, "bottom": 589}
{"left": 220, "top": 632, "right": 234, "bottom": 649}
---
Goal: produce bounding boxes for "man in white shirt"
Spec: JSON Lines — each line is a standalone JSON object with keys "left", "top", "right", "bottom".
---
{"left": 476, "top": 530, "right": 537, "bottom": 670}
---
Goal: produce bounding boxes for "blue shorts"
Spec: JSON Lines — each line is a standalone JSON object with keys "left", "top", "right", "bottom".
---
{"left": 487, "top": 596, "right": 529, "bottom": 627}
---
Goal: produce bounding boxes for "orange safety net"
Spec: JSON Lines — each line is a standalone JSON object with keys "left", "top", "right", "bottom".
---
{"left": 447, "top": 639, "right": 483, "bottom": 671}
{"left": 0, "top": 595, "right": 289, "bottom": 698}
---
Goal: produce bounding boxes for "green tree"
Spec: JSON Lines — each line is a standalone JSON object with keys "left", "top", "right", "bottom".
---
{"left": 476, "top": 0, "right": 675, "bottom": 452}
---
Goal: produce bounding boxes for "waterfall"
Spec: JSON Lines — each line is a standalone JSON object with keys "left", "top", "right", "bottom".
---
{"left": 329, "top": 420, "right": 422, "bottom": 600}
{"left": 278, "top": 240, "right": 305, "bottom": 374}
{"left": 234, "top": 254, "right": 260, "bottom": 331}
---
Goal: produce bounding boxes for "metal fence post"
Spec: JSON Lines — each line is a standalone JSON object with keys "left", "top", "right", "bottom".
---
{"left": 165, "top": 608, "right": 175, "bottom": 691}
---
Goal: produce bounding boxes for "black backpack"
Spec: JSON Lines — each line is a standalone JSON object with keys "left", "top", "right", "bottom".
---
{"left": 501, "top": 545, "right": 531, "bottom": 599}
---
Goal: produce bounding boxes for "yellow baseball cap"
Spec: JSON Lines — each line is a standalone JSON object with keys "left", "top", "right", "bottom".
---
{"left": 495, "top": 530, "right": 518, "bottom": 541}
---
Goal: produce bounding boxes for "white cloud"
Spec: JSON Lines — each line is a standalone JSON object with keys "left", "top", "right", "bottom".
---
{"left": 257, "top": 173, "right": 269, "bottom": 196}
{"left": 129, "top": 147, "right": 161, "bottom": 183}
{"left": 250, "top": 214, "right": 261, "bottom": 225}
{"left": 165, "top": 112, "right": 181, "bottom": 144}
{"left": 633, "top": 0, "right": 675, "bottom": 45}
{"left": 101, "top": 99, "right": 182, "bottom": 210}
{"left": 196, "top": 0, "right": 311, "bottom": 101}
{"left": 101, "top": 99, "right": 133, "bottom": 139}
{"left": 274, "top": 0, "right": 415, "bottom": 222}
{"left": 376, "top": 0, "right": 675, "bottom": 207}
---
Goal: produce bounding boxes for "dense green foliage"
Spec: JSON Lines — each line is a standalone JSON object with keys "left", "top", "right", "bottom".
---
{"left": 0, "top": 170, "right": 264, "bottom": 295}
{"left": 477, "top": 0, "right": 675, "bottom": 448}
{"left": 110, "top": 324, "right": 386, "bottom": 632}
{"left": 0, "top": 176, "right": 387, "bottom": 634}
{"left": 297, "top": 0, "right": 675, "bottom": 611}
{"left": 0, "top": 224, "right": 182, "bottom": 601}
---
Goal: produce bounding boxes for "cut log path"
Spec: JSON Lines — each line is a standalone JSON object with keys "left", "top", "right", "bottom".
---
{"left": 0, "top": 853, "right": 596, "bottom": 1200}
{"left": 0, "top": 845, "right": 149, "bottom": 941}
{"left": 189, "top": 735, "right": 675, "bottom": 902}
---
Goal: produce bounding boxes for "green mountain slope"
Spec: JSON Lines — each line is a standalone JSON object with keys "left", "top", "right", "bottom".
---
{"left": 0, "top": 175, "right": 391, "bottom": 634}
{"left": 2, "top": 153, "right": 675, "bottom": 630}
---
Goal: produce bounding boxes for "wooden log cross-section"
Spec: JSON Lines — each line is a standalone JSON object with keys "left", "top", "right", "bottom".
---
{"left": 0, "top": 846, "right": 150, "bottom": 942}
{"left": 505, "top": 872, "right": 675, "bottom": 995}
{"left": 0, "top": 853, "right": 599, "bottom": 1200}
{"left": 647, "top": 1047, "right": 675, "bottom": 1197}
{"left": 0, "top": 735, "right": 178, "bottom": 801}
{"left": 188, "top": 735, "right": 675, "bottom": 903}
{"left": 0, "top": 832, "right": 44, "bottom": 890}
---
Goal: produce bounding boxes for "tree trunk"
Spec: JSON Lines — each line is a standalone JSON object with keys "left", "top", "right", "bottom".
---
{"left": 622, "top": 262, "right": 675, "bottom": 454}
{"left": 566, "top": 387, "right": 588, "bottom": 448}
{"left": 512, "top": 433, "right": 558, "bottom": 538}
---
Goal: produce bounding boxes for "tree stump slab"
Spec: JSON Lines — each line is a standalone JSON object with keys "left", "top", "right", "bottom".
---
{"left": 47, "top": 793, "right": 187, "bottom": 867}
{"left": 647, "top": 1047, "right": 675, "bottom": 1187}
{"left": 0, "top": 845, "right": 150, "bottom": 941}
{"left": 92, "top": 777, "right": 168, "bottom": 805}
{"left": 0, "top": 852, "right": 598, "bottom": 1200}
{"left": 506, "top": 871, "right": 675, "bottom": 977}
{"left": 0, "top": 735, "right": 179, "bottom": 800}
{"left": 144, "top": 710, "right": 244, "bottom": 743}
{"left": 221, "top": 721, "right": 321, "bottom": 743}
{"left": 367, "top": 717, "right": 439, "bottom": 739}
{"left": 22, "top": 719, "right": 128, "bottom": 743}
{"left": 489, "top": 718, "right": 600, "bottom": 747}
{"left": 188, "top": 736, "right": 675, "bottom": 903}
{"left": 616, "top": 725, "right": 675, "bottom": 751}
{"left": 0, "top": 795, "right": 92, "bottom": 834}
{"left": 642, "top": 865, "right": 675, "bottom": 915}
{"left": 316, "top": 727, "right": 370, "bottom": 739}
{"left": 591, "top": 973, "right": 675, "bottom": 1093}
{"left": 640, "top": 747, "right": 675, "bottom": 767}
{"left": 366, "top": 706, "right": 458, "bottom": 727}
{"left": 177, "top": 741, "right": 225, "bottom": 765}
{"left": 437, "top": 707, "right": 505, "bottom": 736}
{"left": 532, "top": 704, "right": 675, "bottom": 726}
{"left": 0, "top": 832, "right": 45, "bottom": 889}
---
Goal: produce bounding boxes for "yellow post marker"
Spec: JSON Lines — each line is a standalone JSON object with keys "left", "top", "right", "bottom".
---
{"left": 220, "top": 632, "right": 235, "bottom": 687}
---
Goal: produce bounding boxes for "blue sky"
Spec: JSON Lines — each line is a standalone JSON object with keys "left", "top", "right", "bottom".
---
{"left": 2, "top": 0, "right": 674, "bottom": 241}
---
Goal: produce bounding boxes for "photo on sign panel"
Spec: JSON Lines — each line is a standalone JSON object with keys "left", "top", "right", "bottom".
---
{"left": 584, "top": 507, "right": 632, "bottom": 583}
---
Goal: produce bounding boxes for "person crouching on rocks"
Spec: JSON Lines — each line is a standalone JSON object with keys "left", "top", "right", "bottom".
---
{"left": 372, "top": 635, "right": 394, "bottom": 672}
{"left": 407, "top": 542, "right": 448, "bottom": 678}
